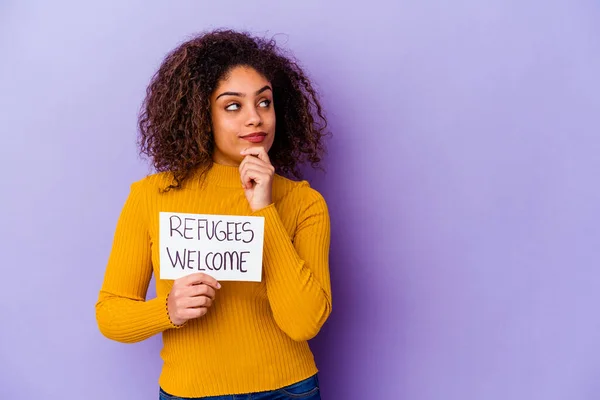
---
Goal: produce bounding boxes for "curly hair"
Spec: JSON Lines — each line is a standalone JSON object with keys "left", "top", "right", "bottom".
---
{"left": 138, "top": 29, "right": 328, "bottom": 190}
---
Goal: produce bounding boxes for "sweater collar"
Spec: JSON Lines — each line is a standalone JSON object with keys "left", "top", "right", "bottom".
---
{"left": 200, "top": 162, "right": 243, "bottom": 189}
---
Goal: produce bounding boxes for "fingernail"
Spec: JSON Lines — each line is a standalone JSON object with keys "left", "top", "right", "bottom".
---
{"left": 217, "top": 283, "right": 222, "bottom": 289}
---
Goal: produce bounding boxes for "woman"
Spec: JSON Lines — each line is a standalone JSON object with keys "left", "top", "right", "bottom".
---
{"left": 96, "top": 29, "right": 331, "bottom": 399}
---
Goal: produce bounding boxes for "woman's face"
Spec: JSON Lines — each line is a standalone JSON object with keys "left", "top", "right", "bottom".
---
{"left": 210, "top": 66, "right": 276, "bottom": 166}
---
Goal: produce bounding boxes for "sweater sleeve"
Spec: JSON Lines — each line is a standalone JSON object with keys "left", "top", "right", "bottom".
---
{"left": 95, "top": 181, "right": 179, "bottom": 343}
{"left": 252, "top": 186, "right": 332, "bottom": 341}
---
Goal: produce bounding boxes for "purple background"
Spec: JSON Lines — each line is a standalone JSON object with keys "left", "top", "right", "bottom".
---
{"left": 1, "top": 1, "right": 600, "bottom": 399}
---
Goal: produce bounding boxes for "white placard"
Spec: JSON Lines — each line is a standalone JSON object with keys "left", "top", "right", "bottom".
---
{"left": 159, "top": 212, "right": 264, "bottom": 281}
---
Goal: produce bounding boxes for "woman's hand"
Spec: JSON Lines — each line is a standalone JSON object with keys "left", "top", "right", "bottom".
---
{"left": 167, "top": 273, "right": 221, "bottom": 326}
{"left": 239, "top": 147, "right": 275, "bottom": 212}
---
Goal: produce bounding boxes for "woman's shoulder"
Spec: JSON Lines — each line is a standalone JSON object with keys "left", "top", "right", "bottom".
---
{"left": 129, "top": 171, "right": 174, "bottom": 194}
{"left": 273, "top": 174, "right": 327, "bottom": 206}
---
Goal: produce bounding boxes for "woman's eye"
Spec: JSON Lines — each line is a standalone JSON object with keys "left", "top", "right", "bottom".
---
{"left": 225, "top": 103, "right": 240, "bottom": 111}
{"left": 258, "top": 99, "right": 271, "bottom": 108}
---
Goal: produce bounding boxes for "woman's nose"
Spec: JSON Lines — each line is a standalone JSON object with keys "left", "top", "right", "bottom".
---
{"left": 245, "top": 107, "right": 262, "bottom": 127}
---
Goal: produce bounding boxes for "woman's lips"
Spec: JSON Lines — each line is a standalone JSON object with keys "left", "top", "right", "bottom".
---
{"left": 240, "top": 133, "right": 266, "bottom": 143}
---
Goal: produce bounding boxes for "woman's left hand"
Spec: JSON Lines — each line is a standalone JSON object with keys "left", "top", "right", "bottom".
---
{"left": 239, "top": 146, "right": 275, "bottom": 212}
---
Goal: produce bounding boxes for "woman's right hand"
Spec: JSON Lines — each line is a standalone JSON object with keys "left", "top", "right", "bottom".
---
{"left": 167, "top": 273, "right": 221, "bottom": 326}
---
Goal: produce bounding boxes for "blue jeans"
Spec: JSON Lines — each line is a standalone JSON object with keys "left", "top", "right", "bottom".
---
{"left": 159, "top": 374, "right": 320, "bottom": 400}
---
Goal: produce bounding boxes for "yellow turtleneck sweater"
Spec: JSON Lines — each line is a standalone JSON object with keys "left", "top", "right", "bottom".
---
{"left": 95, "top": 163, "right": 332, "bottom": 397}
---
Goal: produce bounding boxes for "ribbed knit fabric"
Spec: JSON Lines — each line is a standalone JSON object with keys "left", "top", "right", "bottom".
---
{"left": 95, "top": 162, "right": 332, "bottom": 397}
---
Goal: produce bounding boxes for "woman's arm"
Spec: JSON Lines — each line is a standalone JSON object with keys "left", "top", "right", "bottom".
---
{"left": 95, "top": 181, "right": 178, "bottom": 343}
{"left": 253, "top": 186, "right": 332, "bottom": 341}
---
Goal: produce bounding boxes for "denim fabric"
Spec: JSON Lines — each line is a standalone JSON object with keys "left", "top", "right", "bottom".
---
{"left": 159, "top": 374, "right": 320, "bottom": 400}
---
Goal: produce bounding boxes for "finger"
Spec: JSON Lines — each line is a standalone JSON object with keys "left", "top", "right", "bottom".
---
{"left": 183, "top": 295, "right": 213, "bottom": 309}
{"left": 240, "top": 155, "right": 274, "bottom": 171}
{"left": 241, "top": 168, "right": 268, "bottom": 188}
{"left": 177, "top": 284, "right": 216, "bottom": 300}
{"left": 238, "top": 157, "right": 272, "bottom": 186}
{"left": 239, "top": 163, "right": 272, "bottom": 183}
{"left": 179, "top": 272, "right": 221, "bottom": 290}
{"left": 241, "top": 152, "right": 271, "bottom": 166}
{"left": 240, "top": 146, "right": 270, "bottom": 164}
{"left": 239, "top": 165, "right": 256, "bottom": 188}
{"left": 239, "top": 156, "right": 274, "bottom": 189}
{"left": 240, "top": 167, "right": 254, "bottom": 189}
{"left": 181, "top": 307, "right": 208, "bottom": 320}
{"left": 189, "top": 284, "right": 216, "bottom": 299}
